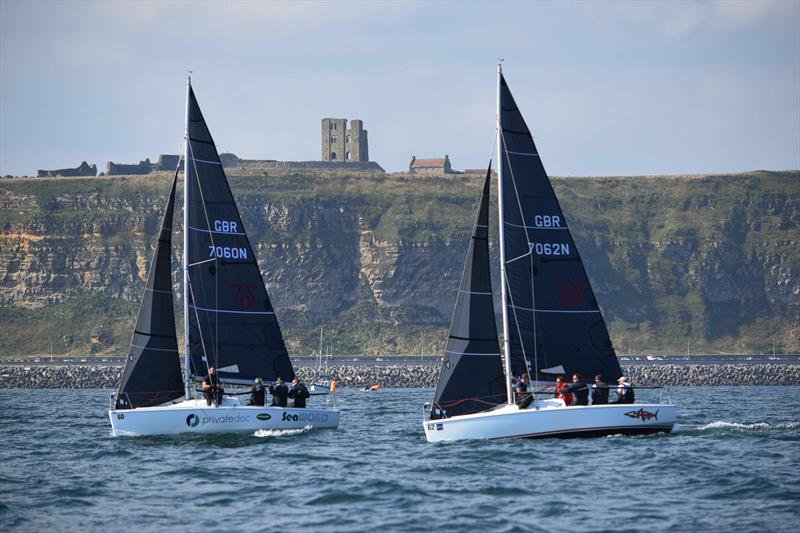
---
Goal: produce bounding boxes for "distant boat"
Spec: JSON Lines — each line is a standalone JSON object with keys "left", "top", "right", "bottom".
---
{"left": 108, "top": 78, "right": 340, "bottom": 436}
{"left": 309, "top": 329, "right": 333, "bottom": 396}
{"left": 423, "top": 66, "right": 676, "bottom": 442}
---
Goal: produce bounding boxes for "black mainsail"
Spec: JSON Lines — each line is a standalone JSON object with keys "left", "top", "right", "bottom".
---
{"left": 498, "top": 72, "right": 622, "bottom": 383}
{"left": 184, "top": 86, "right": 295, "bottom": 385}
{"left": 116, "top": 174, "right": 183, "bottom": 408}
{"left": 431, "top": 167, "right": 506, "bottom": 418}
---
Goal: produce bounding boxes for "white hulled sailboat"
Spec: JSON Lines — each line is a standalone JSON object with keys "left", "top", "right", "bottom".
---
{"left": 108, "top": 78, "right": 339, "bottom": 436}
{"left": 423, "top": 66, "right": 675, "bottom": 442}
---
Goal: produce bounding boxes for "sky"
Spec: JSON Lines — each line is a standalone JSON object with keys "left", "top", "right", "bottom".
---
{"left": 1, "top": 0, "right": 798, "bottom": 176}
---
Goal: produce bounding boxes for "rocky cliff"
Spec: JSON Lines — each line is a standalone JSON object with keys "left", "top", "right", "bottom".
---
{"left": 1, "top": 169, "right": 797, "bottom": 356}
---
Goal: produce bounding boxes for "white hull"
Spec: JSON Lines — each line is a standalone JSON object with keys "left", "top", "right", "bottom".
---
{"left": 109, "top": 396, "right": 339, "bottom": 437}
{"left": 424, "top": 400, "right": 676, "bottom": 442}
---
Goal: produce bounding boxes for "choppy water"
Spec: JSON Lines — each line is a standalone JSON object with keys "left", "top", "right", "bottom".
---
{"left": 1, "top": 387, "right": 798, "bottom": 532}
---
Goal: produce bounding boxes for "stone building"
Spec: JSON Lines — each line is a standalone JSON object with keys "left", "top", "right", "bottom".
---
{"left": 408, "top": 155, "right": 454, "bottom": 175}
{"left": 37, "top": 161, "right": 97, "bottom": 177}
{"left": 321, "top": 118, "right": 368, "bottom": 162}
{"left": 106, "top": 154, "right": 183, "bottom": 175}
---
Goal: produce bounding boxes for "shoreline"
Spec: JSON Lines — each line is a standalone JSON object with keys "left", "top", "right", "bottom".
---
{"left": 1, "top": 363, "right": 799, "bottom": 389}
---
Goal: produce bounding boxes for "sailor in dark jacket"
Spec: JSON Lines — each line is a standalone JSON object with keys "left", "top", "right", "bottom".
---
{"left": 591, "top": 374, "right": 609, "bottom": 405}
{"left": 288, "top": 378, "right": 310, "bottom": 408}
{"left": 269, "top": 377, "right": 289, "bottom": 407}
{"left": 561, "top": 373, "right": 589, "bottom": 406}
{"left": 250, "top": 377, "right": 266, "bottom": 406}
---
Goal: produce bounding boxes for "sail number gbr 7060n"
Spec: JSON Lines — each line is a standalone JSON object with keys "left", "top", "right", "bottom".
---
{"left": 207, "top": 220, "right": 247, "bottom": 260}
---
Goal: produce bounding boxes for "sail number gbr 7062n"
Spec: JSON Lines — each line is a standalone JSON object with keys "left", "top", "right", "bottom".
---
{"left": 207, "top": 219, "right": 248, "bottom": 260}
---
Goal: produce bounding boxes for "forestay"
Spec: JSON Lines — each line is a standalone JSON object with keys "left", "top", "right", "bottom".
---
{"left": 116, "top": 173, "right": 183, "bottom": 408}
{"left": 185, "top": 87, "right": 295, "bottom": 385}
{"left": 498, "top": 74, "right": 622, "bottom": 382}
{"left": 431, "top": 168, "right": 506, "bottom": 419}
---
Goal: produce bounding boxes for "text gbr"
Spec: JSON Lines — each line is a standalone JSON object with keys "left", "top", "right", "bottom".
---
{"left": 528, "top": 214, "right": 570, "bottom": 256}
{"left": 208, "top": 219, "right": 247, "bottom": 259}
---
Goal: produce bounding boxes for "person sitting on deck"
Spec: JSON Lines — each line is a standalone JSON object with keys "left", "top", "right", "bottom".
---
{"left": 288, "top": 378, "right": 310, "bottom": 408}
{"left": 269, "top": 377, "right": 288, "bottom": 407}
{"left": 560, "top": 373, "right": 589, "bottom": 406}
{"left": 515, "top": 373, "right": 533, "bottom": 409}
{"left": 555, "top": 376, "right": 573, "bottom": 406}
{"left": 202, "top": 366, "right": 224, "bottom": 407}
{"left": 591, "top": 374, "right": 609, "bottom": 405}
{"left": 250, "top": 377, "right": 266, "bottom": 406}
{"left": 611, "top": 376, "right": 635, "bottom": 404}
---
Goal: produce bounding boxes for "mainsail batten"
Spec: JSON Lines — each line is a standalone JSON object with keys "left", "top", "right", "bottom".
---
{"left": 184, "top": 86, "right": 295, "bottom": 385}
{"left": 498, "top": 73, "right": 622, "bottom": 382}
{"left": 431, "top": 167, "right": 506, "bottom": 419}
{"left": 116, "top": 174, "right": 183, "bottom": 409}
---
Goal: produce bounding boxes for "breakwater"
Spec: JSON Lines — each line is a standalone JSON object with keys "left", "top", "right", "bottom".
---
{"left": 1, "top": 363, "right": 799, "bottom": 389}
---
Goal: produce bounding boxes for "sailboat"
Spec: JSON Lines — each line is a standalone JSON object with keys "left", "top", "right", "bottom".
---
{"left": 309, "top": 328, "right": 333, "bottom": 396}
{"left": 108, "top": 78, "right": 340, "bottom": 436}
{"left": 423, "top": 66, "right": 675, "bottom": 442}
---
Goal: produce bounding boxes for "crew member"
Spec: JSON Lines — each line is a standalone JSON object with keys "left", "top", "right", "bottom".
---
{"left": 250, "top": 377, "right": 266, "bottom": 406}
{"left": 515, "top": 376, "right": 533, "bottom": 409}
{"left": 202, "top": 366, "right": 224, "bottom": 407}
{"left": 612, "top": 376, "right": 635, "bottom": 404}
{"left": 561, "top": 373, "right": 589, "bottom": 406}
{"left": 591, "top": 374, "right": 609, "bottom": 405}
{"left": 555, "top": 376, "right": 573, "bottom": 406}
{"left": 269, "top": 377, "right": 288, "bottom": 407}
{"left": 288, "top": 377, "right": 310, "bottom": 408}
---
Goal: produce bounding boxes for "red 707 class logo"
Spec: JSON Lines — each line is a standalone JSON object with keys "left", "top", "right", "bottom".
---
{"left": 231, "top": 283, "right": 256, "bottom": 309}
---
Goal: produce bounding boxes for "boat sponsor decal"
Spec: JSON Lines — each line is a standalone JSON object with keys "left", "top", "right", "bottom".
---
{"left": 116, "top": 414, "right": 125, "bottom": 420}
{"left": 186, "top": 413, "right": 251, "bottom": 427}
{"left": 257, "top": 413, "right": 272, "bottom": 421}
{"left": 437, "top": 423, "right": 443, "bottom": 431}
{"left": 281, "top": 411, "right": 329, "bottom": 423}
{"left": 624, "top": 408, "right": 659, "bottom": 422}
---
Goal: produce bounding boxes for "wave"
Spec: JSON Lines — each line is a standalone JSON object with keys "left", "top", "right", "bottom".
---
{"left": 696, "top": 421, "right": 800, "bottom": 431}
{"left": 253, "top": 425, "right": 313, "bottom": 438}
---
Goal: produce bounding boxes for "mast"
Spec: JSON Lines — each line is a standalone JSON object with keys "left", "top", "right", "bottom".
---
{"left": 183, "top": 73, "right": 191, "bottom": 399}
{"left": 496, "top": 63, "right": 513, "bottom": 405}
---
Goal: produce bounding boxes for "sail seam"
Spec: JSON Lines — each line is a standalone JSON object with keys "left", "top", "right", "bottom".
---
{"left": 504, "top": 149, "right": 540, "bottom": 157}
{"left": 187, "top": 225, "right": 246, "bottom": 235}
{"left": 131, "top": 344, "right": 178, "bottom": 353}
{"left": 189, "top": 156, "right": 221, "bottom": 165}
{"left": 189, "top": 304, "right": 275, "bottom": 315}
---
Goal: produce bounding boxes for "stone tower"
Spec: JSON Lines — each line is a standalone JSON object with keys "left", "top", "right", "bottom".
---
{"left": 321, "top": 118, "right": 369, "bottom": 162}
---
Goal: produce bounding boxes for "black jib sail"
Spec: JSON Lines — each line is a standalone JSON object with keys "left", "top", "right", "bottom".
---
{"left": 116, "top": 173, "right": 184, "bottom": 408}
{"left": 185, "top": 86, "right": 295, "bottom": 385}
{"left": 498, "top": 73, "right": 622, "bottom": 383}
{"left": 431, "top": 167, "right": 506, "bottom": 419}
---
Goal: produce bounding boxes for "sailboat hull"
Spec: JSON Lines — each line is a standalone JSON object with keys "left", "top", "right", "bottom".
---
{"left": 423, "top": 401, "right": 676, "bottom": 442}
{"left": 108, "top": 397, "right": 340, "bottom": 437}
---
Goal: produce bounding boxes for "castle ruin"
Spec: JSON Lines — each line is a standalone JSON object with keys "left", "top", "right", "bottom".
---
{"left": 321, "top": 118, "right": 368, "bottom": 162}
{"left": 37, "top": 161, "right": 97, "bottom": 177}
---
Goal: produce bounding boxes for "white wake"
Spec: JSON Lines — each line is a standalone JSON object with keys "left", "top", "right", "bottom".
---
{"left": 253, "top": 425, "right": 314, "bottom": 438}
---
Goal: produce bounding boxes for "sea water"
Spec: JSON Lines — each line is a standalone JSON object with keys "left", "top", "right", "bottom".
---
{"left": 1, "top": 387, "right": 798, "bottom": 532}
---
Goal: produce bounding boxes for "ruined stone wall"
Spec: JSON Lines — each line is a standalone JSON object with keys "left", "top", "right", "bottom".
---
{"left": 37, "top": 161, "right": 97, "bottom": 177}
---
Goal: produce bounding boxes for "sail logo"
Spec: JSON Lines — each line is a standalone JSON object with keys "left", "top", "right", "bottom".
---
{"left": 528, "top": 242, "right": 570, "bottom": 256}
{"left": 232, "top": 283, "right": 257, "bottom": 309}
{"left": 624, "top": 408, "right": 659, "bottom": 422}
{"left": 557, "top": 281, "right": 584, "bottom": 308}
{"left": 186, "top": 414, "right": 200, "bottom": 427}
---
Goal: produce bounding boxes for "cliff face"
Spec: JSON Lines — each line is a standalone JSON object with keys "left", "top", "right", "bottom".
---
{"left": 0, "top": 169, "right": 797, "bottom": 356}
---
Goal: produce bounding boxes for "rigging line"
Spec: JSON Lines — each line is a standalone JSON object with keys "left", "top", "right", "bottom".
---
{"left": 530, "top": 253, "right": 539, "bottom": 380}
{"left": 187, "top": 275, "right": 217, "bottom": 378}
{"left": 188, "top": 258, "right": 216, "bottom": 267}
{"left": 503, "top": 264, "right": 531, "bottom": 383}
{"left": 500, "top": 130, "right": 534, "bottom": 248}
{"left": 188, "top": 140, "right": 221, "bottom": 366}
{"left": 506, "top": 250, "right": 532, "bottom": 264}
